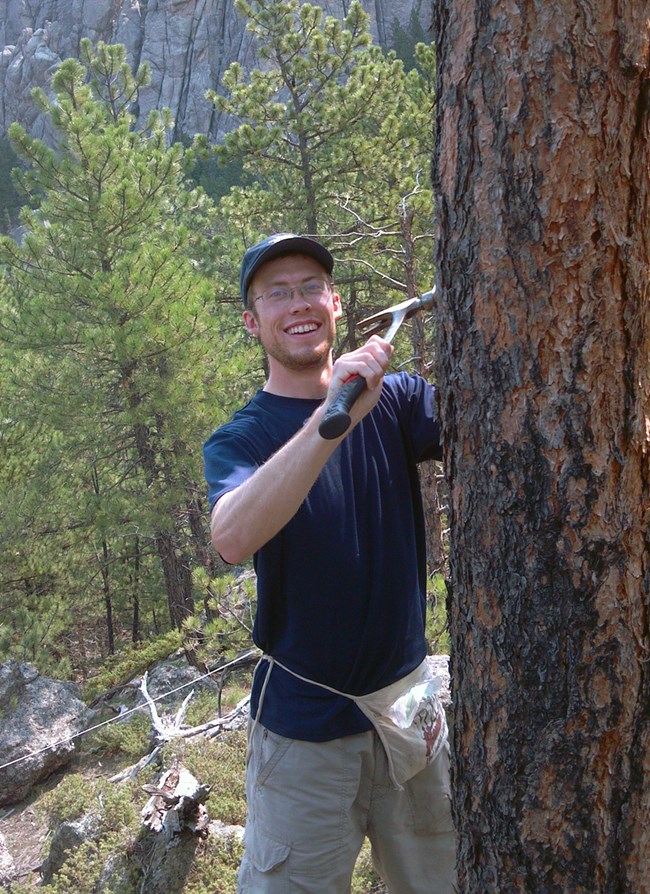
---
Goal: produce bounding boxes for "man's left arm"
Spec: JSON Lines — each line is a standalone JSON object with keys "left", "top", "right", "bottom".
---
{"left": 406, "top": 375, "right": 443, "bottom": 463}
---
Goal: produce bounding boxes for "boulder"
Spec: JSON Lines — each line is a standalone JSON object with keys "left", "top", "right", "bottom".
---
{"left": 0, "top": 661, "right": 94, "bottom": 807}
{"left": 144, "top": 653, "right": 221, "bottom": 711}
{"left": 102, "top": 651, "right": 221, "bottom": 720}
{"left": 40, "top": 812, "right": 102, "bottom": 884}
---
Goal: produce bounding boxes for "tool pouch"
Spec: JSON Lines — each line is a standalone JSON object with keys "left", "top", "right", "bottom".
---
{"left": 255, "top": 655, "right": 448, "bottom": 789}
{"left": 350, "top": 657, "right": 448, "bottom": 788}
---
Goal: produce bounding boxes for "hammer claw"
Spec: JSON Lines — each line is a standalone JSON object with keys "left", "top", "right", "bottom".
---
{"left": 318, "top": 288, "right": 435, "bottom": 439}
{"left": 356, "top": 289, "right": 435, "bottom": 344}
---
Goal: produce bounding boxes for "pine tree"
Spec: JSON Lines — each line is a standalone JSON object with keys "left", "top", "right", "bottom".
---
{"left": 0, "top": 42, "right": 231, "bottom": 669}
{"left": 433, "top": 0, "right": 650, "bottom": 888}
{"left": 208, "top": 0, "right": 436, "bottom": 312}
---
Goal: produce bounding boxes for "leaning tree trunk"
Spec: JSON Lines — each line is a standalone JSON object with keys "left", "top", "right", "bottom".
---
{"left": 432, "top": 2, "right": 650, "bottom": 893}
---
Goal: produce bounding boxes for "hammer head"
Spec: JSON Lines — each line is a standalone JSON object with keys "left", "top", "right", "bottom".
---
{"left": 357, "top": 288, "right": 435, "bottom": 341}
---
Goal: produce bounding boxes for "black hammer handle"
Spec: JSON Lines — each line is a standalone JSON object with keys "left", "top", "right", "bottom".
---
{"left": 318, "top": 375, "right": 367, "bottom": 440}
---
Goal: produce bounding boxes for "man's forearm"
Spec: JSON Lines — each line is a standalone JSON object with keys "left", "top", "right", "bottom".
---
{"left": 210, "top": 403, "right": 340, "bottom": 564}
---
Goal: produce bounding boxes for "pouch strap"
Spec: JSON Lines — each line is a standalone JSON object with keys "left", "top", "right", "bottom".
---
{"left": 251, "top": 654, "right": 356, "bottom": 736}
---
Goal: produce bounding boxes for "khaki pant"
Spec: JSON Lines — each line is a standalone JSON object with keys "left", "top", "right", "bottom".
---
{"left": 237, "top": 722, "right": 456, "bottom": 893}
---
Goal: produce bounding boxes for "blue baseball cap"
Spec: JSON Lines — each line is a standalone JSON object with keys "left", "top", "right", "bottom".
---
{"left": 240, "top": 233, "right": 334, "bottom": 304}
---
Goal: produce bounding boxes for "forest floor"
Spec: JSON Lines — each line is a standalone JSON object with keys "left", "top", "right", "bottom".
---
{"left": 1, "top": 776, "right": 56, "bottom": 888}
{"left": 0, "top": 749, "right": 125, "bottom": 889}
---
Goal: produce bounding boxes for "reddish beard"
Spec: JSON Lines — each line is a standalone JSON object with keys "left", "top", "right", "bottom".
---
{"left": 257, "top": 318, "right": 336, "bottom": 372}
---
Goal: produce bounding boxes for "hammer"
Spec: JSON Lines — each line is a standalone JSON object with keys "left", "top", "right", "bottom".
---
{"left": 319, "top": 288, "right": 435, "bottom": 440}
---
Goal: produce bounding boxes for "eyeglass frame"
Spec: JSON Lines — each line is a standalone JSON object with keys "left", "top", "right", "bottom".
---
{"left": 253, "top": 276, "right": 334, "bottom": 308}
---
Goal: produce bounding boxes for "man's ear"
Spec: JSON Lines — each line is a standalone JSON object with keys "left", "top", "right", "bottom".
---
{"left": 332, "top": 290, "right": 343, "bottom": 321}
{"left": 243, "top": 308, "right": 259, "bottom": 338}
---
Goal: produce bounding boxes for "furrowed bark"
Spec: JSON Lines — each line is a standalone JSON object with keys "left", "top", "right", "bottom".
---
{"left": 432, "top": 2, "right": 650, "bottom": 892}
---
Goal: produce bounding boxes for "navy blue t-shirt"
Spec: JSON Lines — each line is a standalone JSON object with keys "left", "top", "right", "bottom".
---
{"left": 203, "top": 372, "right": 442, "bottom": 741}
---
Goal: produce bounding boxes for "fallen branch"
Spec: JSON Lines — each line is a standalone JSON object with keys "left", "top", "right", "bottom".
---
{"left": 108, "top": 684, "right": 250, "bottom": 784}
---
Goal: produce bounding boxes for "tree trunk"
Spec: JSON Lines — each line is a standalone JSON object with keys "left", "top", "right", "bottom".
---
{"left": 125, "top": 375, "right": 197, "bottom": 632}
{"left": 100, "top": 540, "right": 115, "bottom": 655}
{"left": 130, "top": 534, "right": 141, "bottom": 643}
{"left": 157, "top": 530, "right": 194, "bottom": 632}
{"left": 432, "top": 2, "right": 650, "bottom": 892}
{"left": 91, "top": 466, "right": 115, "bottom": 654}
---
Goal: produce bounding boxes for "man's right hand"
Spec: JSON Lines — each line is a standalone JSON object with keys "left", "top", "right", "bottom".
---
{"left": 324, "top": 335, "right": 394, "bottom": 430}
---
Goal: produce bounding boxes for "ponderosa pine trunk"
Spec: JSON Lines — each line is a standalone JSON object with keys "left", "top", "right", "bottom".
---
{"left": 432, "top": 2, "right": 650, "bottom": 892}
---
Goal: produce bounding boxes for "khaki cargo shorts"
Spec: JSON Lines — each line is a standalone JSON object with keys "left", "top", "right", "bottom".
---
{"left": 237, "top": 722, "right": 456, "bottom": 893}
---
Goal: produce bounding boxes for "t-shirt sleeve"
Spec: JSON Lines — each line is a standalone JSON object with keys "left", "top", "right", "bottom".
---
{"left": 396, "top": 373, "right": 443, "bottom": 462}
{"left": 203, "top": 425, "right": 261, "bottom": 513}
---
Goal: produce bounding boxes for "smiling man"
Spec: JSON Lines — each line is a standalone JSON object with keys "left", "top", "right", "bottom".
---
{"left": 203, "top": 234, "right": 456, "bottom": 893}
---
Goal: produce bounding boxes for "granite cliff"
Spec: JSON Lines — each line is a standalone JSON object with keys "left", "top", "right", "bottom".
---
{"left": 1, "top": 0, "right": 428, "bottom": 142}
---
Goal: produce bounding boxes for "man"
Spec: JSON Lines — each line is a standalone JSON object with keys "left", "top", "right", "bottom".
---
{"left": 203, "top": 233, "right": 456, "bottom": 893}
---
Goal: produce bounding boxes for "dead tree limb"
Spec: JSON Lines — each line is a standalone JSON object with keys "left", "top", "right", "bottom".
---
{"left": 141, "top": 759, "right": 211, "bottom": 839}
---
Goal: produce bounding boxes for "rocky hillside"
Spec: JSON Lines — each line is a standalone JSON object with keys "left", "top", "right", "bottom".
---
{"left": 0, "top": 654, "right": 450, "bottom": 891}
{"left": 1, "top": 0, "right": 429, "bottom": 142}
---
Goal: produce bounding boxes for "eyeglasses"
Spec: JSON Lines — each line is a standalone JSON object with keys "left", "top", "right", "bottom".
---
{"left": 254, "top": 277, "right": 332, "bottom": 307}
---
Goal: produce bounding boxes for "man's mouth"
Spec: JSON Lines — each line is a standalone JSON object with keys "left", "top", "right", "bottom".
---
{"left": 286, "top": 322, "right": 320, "bottom": 335}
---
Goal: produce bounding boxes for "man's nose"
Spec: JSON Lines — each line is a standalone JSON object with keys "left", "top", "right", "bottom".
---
{"left": 288, "top": 287, "right": 311, "bottom": 307}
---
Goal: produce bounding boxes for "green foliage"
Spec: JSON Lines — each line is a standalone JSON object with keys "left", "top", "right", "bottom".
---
{"left": 390, "top": 10, "right": 428, "bottom": 71}
{"left": 99, "top": 779, "right": 142, "bottom": 834}
{"left": 351, "top": 840, "right": 388, "bottom": 892}
{"left": 426, "top": 573, "right": 450, "bottom": 654}
{"left": 85, "top": 711, "right": 153, "bottom": 760}
{"left": 187, "top": 151, "right": 245, "bottom": 203}
{"left": 208, "top": 0, "right": 374, "bottom": 235}
{"left": 84, "top": 630, "right": 184, "bottom": 700}
{"left": 38, "top": 773, "right": 95, "bottom": 827}
{"left": 191, "top": 572, "right": 258, "bottom": 666}
{"left": 45, "top": 842, "right": 106, "bottom": 894}
{"left": 182, "top": 674, "right": 254, "bottom": 729}
{"left": 167, "top": 731, "right": 248, "bottom": 826}
{"left": 0, "top": 589, "right": 75, "bottom": 679}
{"left": 0, "top": 42, "right": 242, "bottom": 674}
{"left": 182, "top": 835, "right": 244, "bottom": 894}
{"left": 33, "top": 773, "right": 142, "bottom": 894}
{"left": 38, "top": 772, "right": 140, "bottom": 833}
{"left": 182, "top": 688, "right": 222, "bottom": 727}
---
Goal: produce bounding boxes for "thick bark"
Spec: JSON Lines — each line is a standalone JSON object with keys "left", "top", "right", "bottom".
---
{"left": 432, "top": 2, "right": 650, "bottom": 892}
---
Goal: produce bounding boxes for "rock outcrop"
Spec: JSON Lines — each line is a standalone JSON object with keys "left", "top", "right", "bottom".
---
{"left": 0, "top": 0, "right": 428, "bottom": 142}
{"left": 0, "top": 661, "right": 94, "bottom": 806}
{"left": 40, "top": 812, "right": 103, "bottom": 885}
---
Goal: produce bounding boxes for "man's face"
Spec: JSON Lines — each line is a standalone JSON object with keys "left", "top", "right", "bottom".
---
{"left": 243, "top": 253, "right": 342, "bottom": 374}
